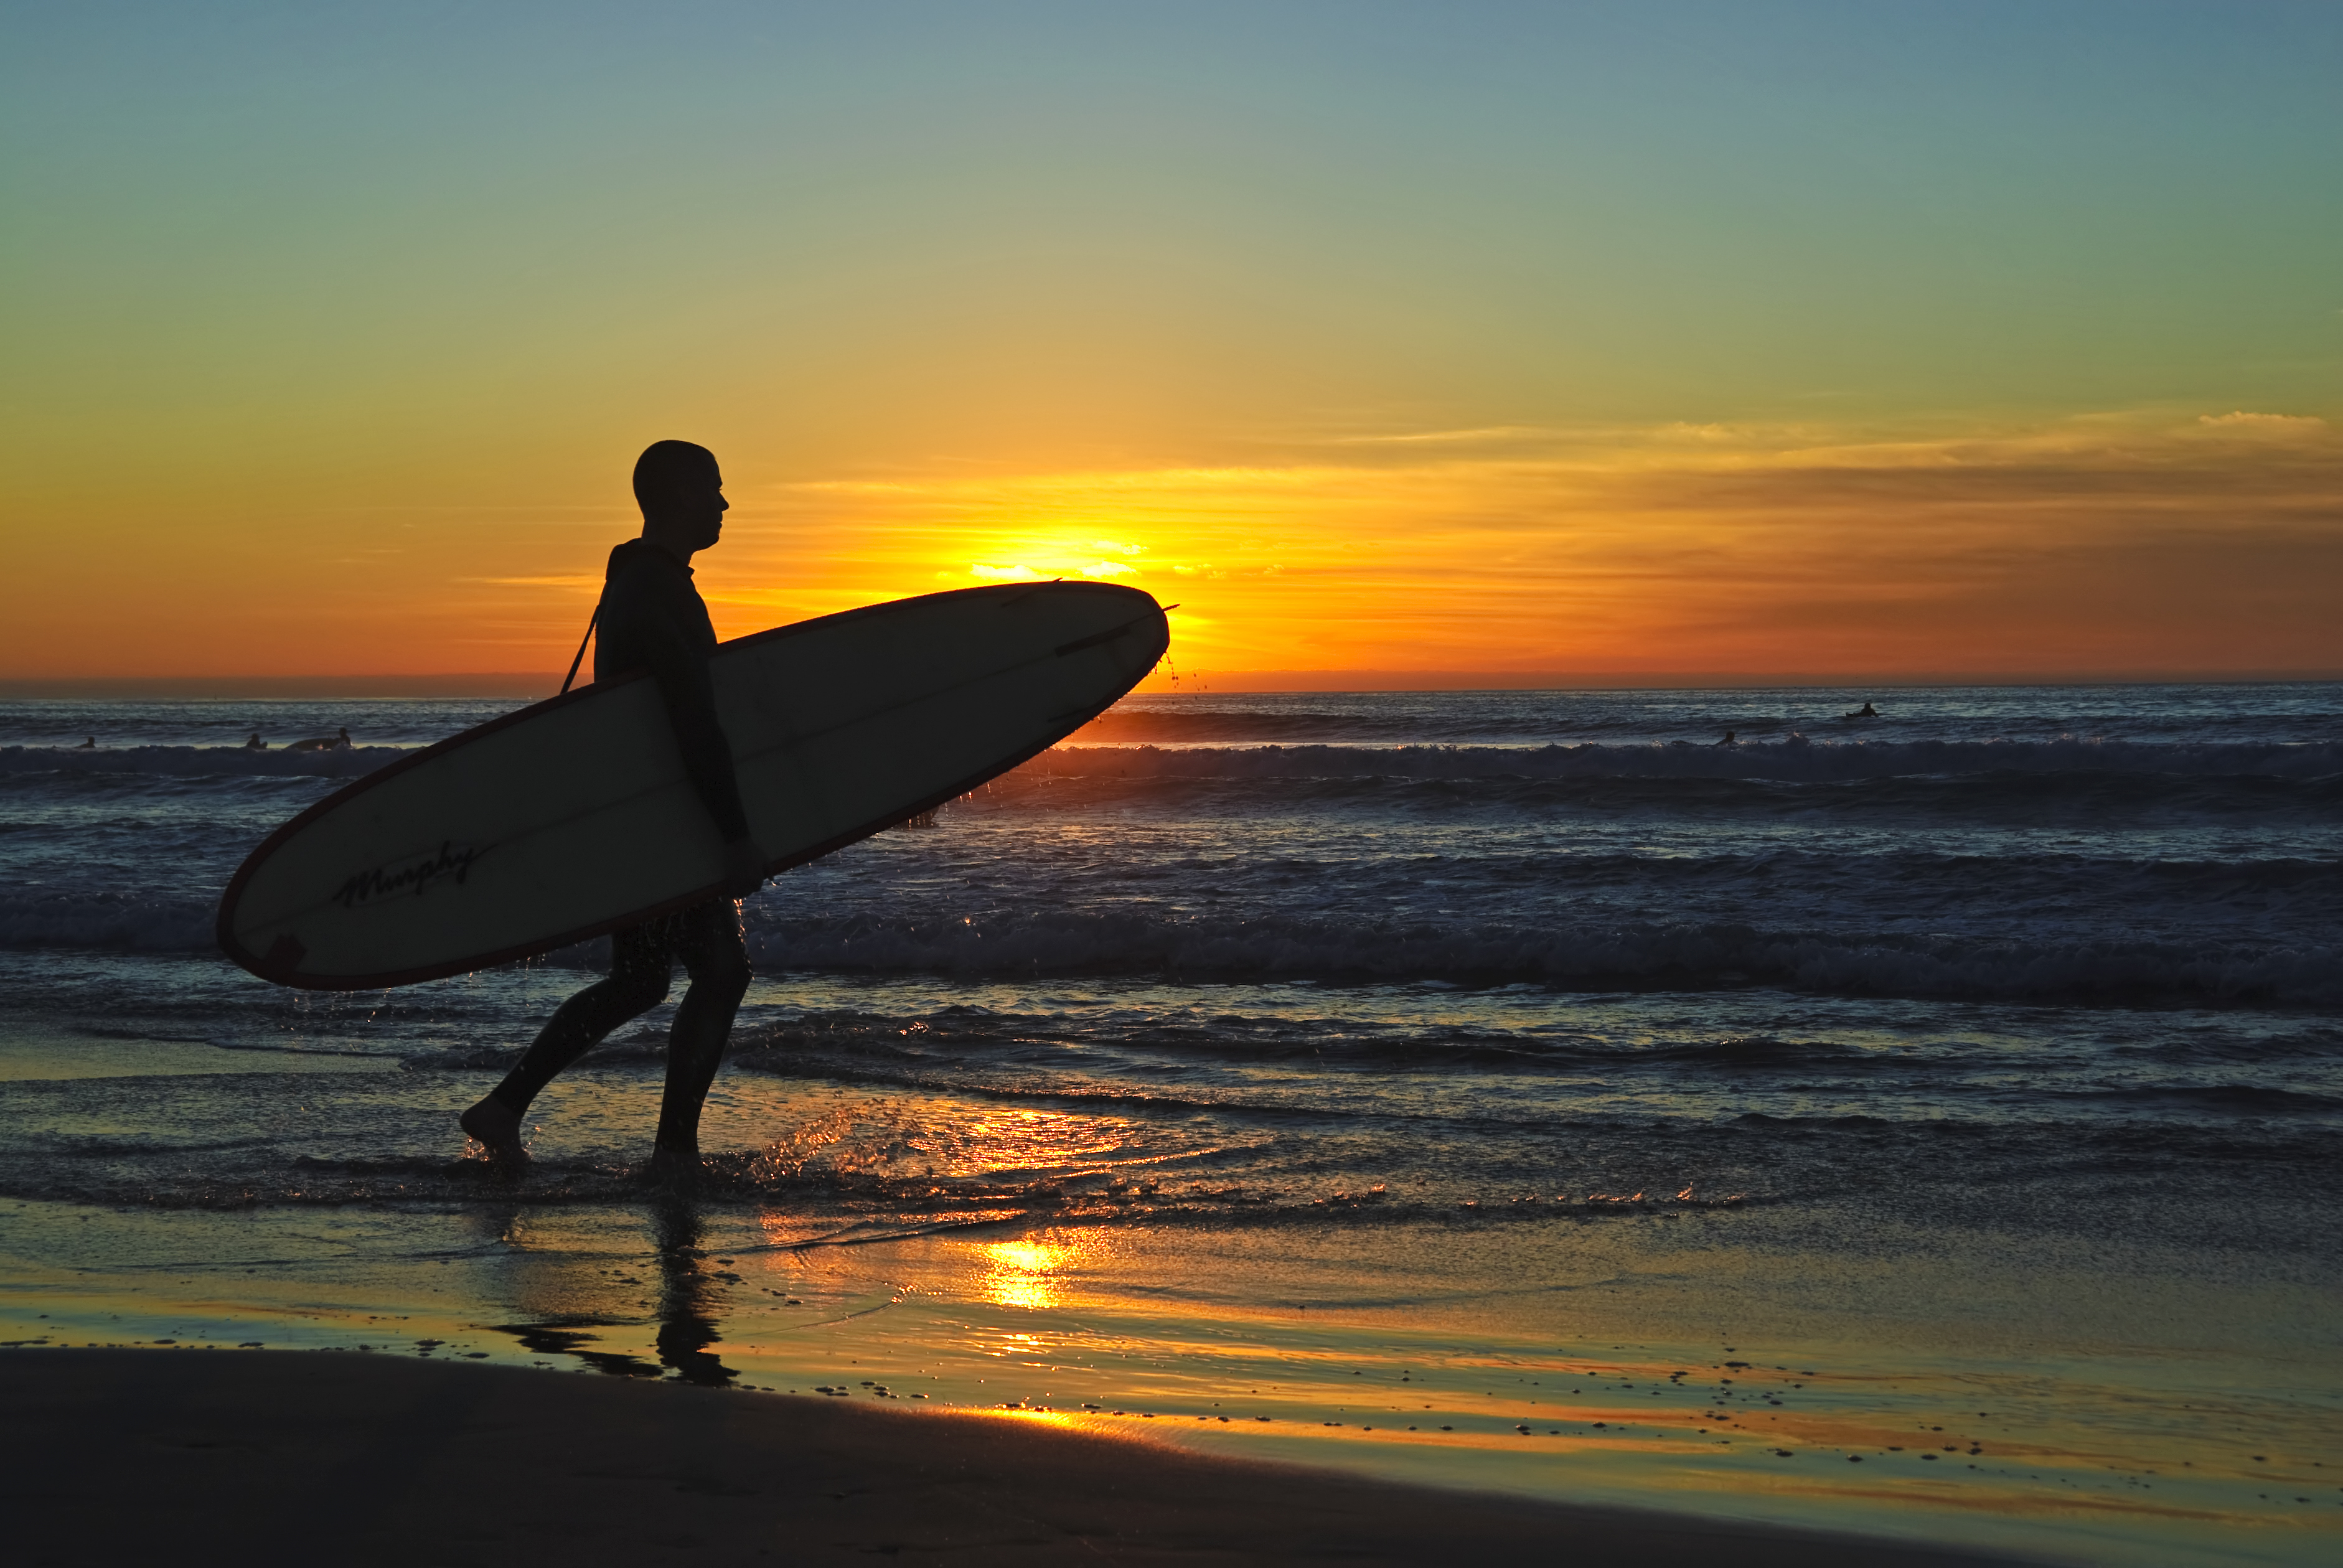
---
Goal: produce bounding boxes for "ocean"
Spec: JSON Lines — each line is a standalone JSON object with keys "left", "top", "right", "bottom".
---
{"left": 3, "top": 685, "right": 2339, "bottom": 1564}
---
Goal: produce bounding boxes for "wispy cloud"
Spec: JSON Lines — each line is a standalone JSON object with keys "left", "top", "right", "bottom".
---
{"left": 1330, "top": 425, "right": 1547, "bottom": 446}
{"left": 2198, "top": 410, "right": 2327, "bottom": 434}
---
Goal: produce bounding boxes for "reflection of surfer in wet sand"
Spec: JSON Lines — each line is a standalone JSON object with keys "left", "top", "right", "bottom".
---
{"left": 1842, "top": 702, "right": 1879, "bottom": 720}
{"left": 649, "top": 1198, "right": 739, "bottom": 1386}
{"left": 286, "top": 726, "right": 352, "bottom": 752}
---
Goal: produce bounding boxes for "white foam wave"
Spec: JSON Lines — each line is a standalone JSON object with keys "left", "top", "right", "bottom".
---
{"left": 1026, "top": 737, "right": 2343, "bottom": 781}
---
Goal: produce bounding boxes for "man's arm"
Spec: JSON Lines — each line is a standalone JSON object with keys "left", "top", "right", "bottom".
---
{"left": 631, "top": 616, "right": 763, "bottom": 893}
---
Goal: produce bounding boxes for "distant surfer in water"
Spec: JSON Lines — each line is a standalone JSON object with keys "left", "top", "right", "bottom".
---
{"left": 285, "top": 726, "right": 352, "bottom": 752}
{"left": 243, "top": 732, "right": 267, "bottom": 750}
{"left": 461, "top": 440, "right": 768, "bottom": 1173}
{"left": 1843, "top": 702, "right": 1879, "bottom": 720}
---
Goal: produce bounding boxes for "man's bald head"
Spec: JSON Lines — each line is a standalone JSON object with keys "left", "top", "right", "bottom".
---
{"left": 632, "top": 439, "right": 719, "bottom": 512}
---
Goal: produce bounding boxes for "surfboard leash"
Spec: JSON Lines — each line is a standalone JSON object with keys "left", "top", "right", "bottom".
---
{"left": 560, "top": 606, "right": 599, "bottom": 695}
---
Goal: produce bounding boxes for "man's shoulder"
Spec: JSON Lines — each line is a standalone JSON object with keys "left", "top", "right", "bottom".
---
{"left": 605, "top": 538, "right": 680, "bottom": 579}
{"left": 603, "top": 540, "right": 698, "bottom": 598}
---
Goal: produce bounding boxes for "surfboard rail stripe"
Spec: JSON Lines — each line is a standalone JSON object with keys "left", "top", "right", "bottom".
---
{"left": 1054, "top": 613, "right": 1158, "bottom": 657}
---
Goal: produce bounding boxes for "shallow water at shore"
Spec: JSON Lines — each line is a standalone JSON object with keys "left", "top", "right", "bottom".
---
{"left": 6, "top": 996, "right": 2341, "bottom": 1564}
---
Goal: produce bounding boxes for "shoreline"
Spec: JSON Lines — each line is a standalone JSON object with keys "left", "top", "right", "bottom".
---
{"left": 3, "top": 1348, "right": 2031, "bottom": 1566}
{"left": 4, "top": 1186, "right": 2332, "bottom": 1567}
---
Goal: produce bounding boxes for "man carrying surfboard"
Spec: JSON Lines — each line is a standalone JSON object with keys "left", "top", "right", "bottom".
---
{"left": 460, "top": 440, "right": 767, "bottom": 1171}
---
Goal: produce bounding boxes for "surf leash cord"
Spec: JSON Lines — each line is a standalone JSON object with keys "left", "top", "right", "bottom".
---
{"left": 560, "top": 606, "right": 599, "bottom": 695}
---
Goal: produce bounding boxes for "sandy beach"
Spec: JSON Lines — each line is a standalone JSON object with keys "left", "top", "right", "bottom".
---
{"left": 3, "top": 1349, "right": 2032, "bottom": 1566}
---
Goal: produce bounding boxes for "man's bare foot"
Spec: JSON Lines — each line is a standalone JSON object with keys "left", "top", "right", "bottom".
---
{"left": 459, "top": 1096, "right": 530, "bottom": 1162}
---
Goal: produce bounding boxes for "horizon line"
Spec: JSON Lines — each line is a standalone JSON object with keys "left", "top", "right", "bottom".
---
{"left": 4, "top": 667, "right": 2339, "bottom": 700}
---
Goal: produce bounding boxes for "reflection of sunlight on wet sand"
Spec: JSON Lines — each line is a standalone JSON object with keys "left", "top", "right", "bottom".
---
{"left": 14, "top": 1209, "right": 2328, "bottom": 1568}
{"left": 993, "top": 1409, "right": 1091, "bottom": 1435}
{"left": 979, "top": 1236, "right": 1086, "bottom": 1310}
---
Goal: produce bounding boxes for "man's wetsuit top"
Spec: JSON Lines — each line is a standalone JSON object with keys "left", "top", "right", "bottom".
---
{"left": 594, "top": 538, "right": 752, "bottom": 843}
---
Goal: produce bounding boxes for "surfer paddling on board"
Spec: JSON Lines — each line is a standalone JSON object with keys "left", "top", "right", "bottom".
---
{"left": 460, "top": 440, "right": 767, "bottom": 1173}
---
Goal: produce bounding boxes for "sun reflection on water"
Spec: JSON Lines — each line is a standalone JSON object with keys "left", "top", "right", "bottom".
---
{"left": 921, "top": 1108, "right": 1136, "bottom": 1176}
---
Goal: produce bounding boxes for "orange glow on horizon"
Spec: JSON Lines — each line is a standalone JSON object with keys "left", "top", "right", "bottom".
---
{"left": 717, "top": 409, "right": 2343, "bottom": 687}
{"left": 5, "top": 410, "right": 2338, "bottom": 686}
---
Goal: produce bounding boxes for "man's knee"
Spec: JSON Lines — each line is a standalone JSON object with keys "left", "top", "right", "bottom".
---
{"left": 692, "top": 951, "right": 751, "bottom": 1003}
{"left": 606, "top": 968, "right": 673, "bottom": 1012}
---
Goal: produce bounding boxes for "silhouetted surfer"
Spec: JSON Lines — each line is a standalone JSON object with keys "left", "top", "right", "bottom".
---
{"left": 242, "top": 732, "right": 267, "bottom": 750}
{"left": 1843, "top": 702, "right": 1878, "bottom": 720}
{"left": 73, "top": 736, "right": 96, "bottom": 749}
{"left": 286, "top": 726, "right": 351, "bottom": 752}
{"left": 461, "top": 440, "right": 767, "bottom": 1173}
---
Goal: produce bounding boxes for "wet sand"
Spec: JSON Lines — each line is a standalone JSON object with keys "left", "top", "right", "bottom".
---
{"left": 3, "top": 1350, "right": 2026, "bottom": 1566}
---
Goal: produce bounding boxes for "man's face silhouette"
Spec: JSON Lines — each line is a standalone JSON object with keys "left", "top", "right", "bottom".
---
{"left": 646, "top": 460, "right": 730, "bottom": 559}
{"left": 675, "top": 463, "right": 728, "bottom": 552}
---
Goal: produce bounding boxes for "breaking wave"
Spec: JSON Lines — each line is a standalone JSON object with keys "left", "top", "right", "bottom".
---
{"left": 8, "top": 894, "right": 2335, "bottom": 1003}
{"left": 0, "top": 892, "right": 218, "bottom": 952}
{"left": 1031, "top": 736, "right": 2343, "bottom": 782}
{"left": 738, "top": 908, "right": 2343, "bottom": 1003}
{"left": 0, "top": 744, "right": 405, "bottom": 779}
{"left": 4, "top": 735, "right": 2337, "bottom": 786}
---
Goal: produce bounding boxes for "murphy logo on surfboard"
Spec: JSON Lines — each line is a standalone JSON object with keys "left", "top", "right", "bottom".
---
{"left": 331, "top": 840, "right": 487, "bottom": 909}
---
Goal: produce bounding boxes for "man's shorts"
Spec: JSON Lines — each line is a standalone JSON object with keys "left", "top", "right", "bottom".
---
{"left": 610, "top": 898, "right": 746, "bottom": 983}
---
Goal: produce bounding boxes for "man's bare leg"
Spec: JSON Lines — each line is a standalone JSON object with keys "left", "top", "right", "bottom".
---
{"left": 649, "top": 992, "right": 732, "bottom": 1175}
{"left": 461, "top": 949, "right": 674, "bottom": 1163}
{"left": 649, "top": 905, "right": 751, "bottom": 1174}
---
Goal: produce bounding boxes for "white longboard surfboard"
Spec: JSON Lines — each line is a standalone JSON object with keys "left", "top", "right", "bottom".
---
{"left": 218, "top": 581, "right": 1168, "bottom": 990}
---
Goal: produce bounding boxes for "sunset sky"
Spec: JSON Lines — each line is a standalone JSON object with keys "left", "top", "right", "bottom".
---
{"left": 6, "top": 2, "right": 2339, "bottom": 687}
